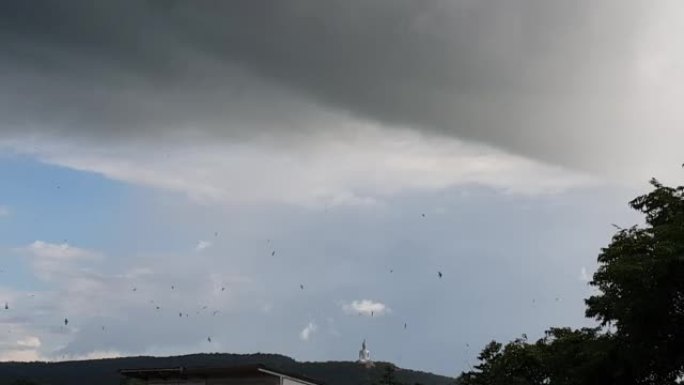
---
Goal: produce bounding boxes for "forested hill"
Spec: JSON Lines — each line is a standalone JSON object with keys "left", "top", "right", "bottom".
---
{"left": 0, "top": 353, "right": 456, "bottom": 385}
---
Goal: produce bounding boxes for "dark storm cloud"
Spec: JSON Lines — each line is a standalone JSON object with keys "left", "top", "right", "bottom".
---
{"left": 0, "top": 1, "right": 680, "bottom": 174}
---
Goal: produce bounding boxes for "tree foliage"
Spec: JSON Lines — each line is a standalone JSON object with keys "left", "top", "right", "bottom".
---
{"left": 378, "top": 364, "right": 402, "bottom": 385}
{"left": 585, "top": 179, "right": 684, "bottom": 383}
{"left": 459, "top": 177, "right": 684, "bottom": 385}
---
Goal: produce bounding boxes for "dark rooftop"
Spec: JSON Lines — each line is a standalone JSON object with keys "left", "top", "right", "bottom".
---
{"left": 120, "top": 363, "right": 324, "bottom": 384}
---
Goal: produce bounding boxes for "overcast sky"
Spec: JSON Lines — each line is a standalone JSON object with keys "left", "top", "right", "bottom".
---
{"left": 0, "top": 0, "right": 683, "bottom": 376}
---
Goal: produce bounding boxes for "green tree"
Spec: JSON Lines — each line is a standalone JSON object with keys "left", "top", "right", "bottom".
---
{"left": 459, "top": 337, "right": 546, "bottom": 385}
{"left": 538, "top": 327, "right": 631, "bottom": 385}
{"left": 378, "top": 364, "right": 402, "bottom": 385}
{"left": 460, "top": 176, "right": 684, "bottom": 385}
{"left": 585, "top": 179, "right": 684, "bottom": 384}
{"left": 458, "top": 329, "right": 630, "bottom": 385}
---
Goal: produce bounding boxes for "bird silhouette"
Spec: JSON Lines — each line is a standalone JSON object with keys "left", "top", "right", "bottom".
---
{"left": 101, "top": 326, "right": 105, "bottom": 331}
{"left": 64, "top": 318, "right": 68, "bottom": 326}
{"left": 404, "top": 323, "right": 407, "bottom": 329}
{"left": 171, "top": 285, "right": 174, "bottom": 290}
{"left": 300, "top": 284, "right": 304, "bottom": 290}
{"left": 179, "top": 312, "right": 183, "bottom": 317}
{"left": 438, "top": 271, "right": 443, "bottom": 278}
{"left": 132, "top": 287, "right": 137, "bottom": 292}
{"left": 421, "top": 213, "right": 426, "bottom": 217}
{"left": 4, "top": 302, "right": 7, "bottom": 310}
{"left": 371, "top": 311, "right": 374, "bottom": 317}
{"left": 271, "top": 250, "right": 276, "bottom": 256}
{"left": 207, "top": 337, "right": 212, "bottom": 342}
{"left": 156, "top": 306, "right": 160, "bottom": 310}
{"left": 221, "top": 287, "right": 226, "bottom": 292}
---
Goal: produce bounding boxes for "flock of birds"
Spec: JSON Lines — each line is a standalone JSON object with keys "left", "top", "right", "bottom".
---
{"left": 1, "top": 210, "right": 564, "bottom": 364}
{"left": 4, "top": 207, "right": 572, "bottom": 372}
{"left": 1, "top": 212, "right": 445, "bottom": 349}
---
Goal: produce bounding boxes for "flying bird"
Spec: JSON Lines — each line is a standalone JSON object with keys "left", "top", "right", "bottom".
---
{"left": 212, "top": 310, "right": 219, "bottom": 316}
{"left": 214, "top": 231, "right": 219, "bottom": 237}
{"left": 156, "top": 306, "right": 160, "bottom": 310}
{"left": 271, "top": 250, "right": 276, "bottom": 256}
{"left": 404, "top": 323, "right": 407, "bottom": 329}
{"left": 438, "top": 271, "right": 443, "bottom": 278}
{"left": 4, "top": 303, "right": 7, "bottom": 310}
{"left": 64, "top": 318, "right": 68, "bottom": 326}
{"left": 300, "top": 284, "right": 304, "bottom": 290}
{"left": 132, "top": 287, "right": 137, "bottom": 292}
{"left": 371, "top": 311, "right": 374, "bottom": 317}
{"left": 101, "top": 326, "right": 105, "bottom": 331}
{"left": 171, "top": 285, "right": 174, "bottom": 290}
{"left": 179, "top": 312, "right": 183, "bottom": 317}
{"left": 421, "top": 213, "right": 426, "bottom": 217}
{"left": 207, "top": 337, "right": 212, "bottom": 342}
{"left": 221, "top": 287, "right": 226, "bottom": 292}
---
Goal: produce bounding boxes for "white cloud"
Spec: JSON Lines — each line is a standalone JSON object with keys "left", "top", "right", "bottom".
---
{"left": 299, "top": 321, "right": 318, "bottom": 341}
{"left": 0, "top": 349, "right": 42, "bottom": 362}
{"left": 16, "top": 241, "right": 101, "bottom": 282}
{"left": 1, "top": 124, "right": 595, "bottom": 209}
{"left": 21, "top": 241, "right": 99, "bottom": 260}
{"left": 195, "top": 240, "right": 212, "bottom": 252}
{"left": 342, "top": 299, "right": 390, "bottom": 317}
{"left": 16, "top": 336, "right": 41, "bottom": 348}
{"left": 579, "top": 267, "right": 592, "bottom": 282}
{"left": 57, "top": 350, "right": 123, "bottom": 361}
{"left": 2, "top": 239, "right": 256, "bottom": 360}
{"left": 0, "top": 328, "right": 45, "bottom": 362}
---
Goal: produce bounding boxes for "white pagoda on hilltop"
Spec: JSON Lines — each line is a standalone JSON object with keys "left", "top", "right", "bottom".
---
{"left": 358, "top": 339, "right": 374, "bottom": 367}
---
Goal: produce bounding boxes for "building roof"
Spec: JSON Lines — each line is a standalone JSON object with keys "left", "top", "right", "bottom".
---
{"left": 119, "top": 363, "right": 324, "bottom": 385}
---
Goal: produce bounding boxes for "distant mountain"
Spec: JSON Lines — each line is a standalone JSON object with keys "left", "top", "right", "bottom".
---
{"left": 0, "top": 353, "right": 456, "bottom": 385}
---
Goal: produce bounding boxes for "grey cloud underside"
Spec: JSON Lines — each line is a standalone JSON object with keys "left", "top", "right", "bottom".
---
{"left": 0, "top": 1, "right": 679, "bottom": 174}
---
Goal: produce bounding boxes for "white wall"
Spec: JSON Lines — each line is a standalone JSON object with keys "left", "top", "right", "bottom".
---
{"left": 283, "top": 377, "right": 312, "bottom": 385}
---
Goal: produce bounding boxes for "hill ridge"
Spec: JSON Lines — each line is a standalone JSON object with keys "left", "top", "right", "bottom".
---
{"left": 0, "top": 352, "right": 456, "bottom": 385}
